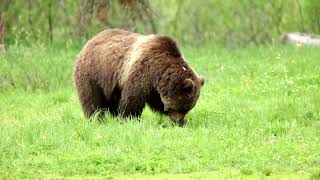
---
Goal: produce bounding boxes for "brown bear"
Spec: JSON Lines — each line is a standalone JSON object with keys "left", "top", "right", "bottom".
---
{"left": 73, "top": 29, "right": 204, "bottom": 126}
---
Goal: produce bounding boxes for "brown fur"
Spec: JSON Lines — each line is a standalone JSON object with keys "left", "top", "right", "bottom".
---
{"left": 73, "top": 29, "right": 204, "bottom": 126}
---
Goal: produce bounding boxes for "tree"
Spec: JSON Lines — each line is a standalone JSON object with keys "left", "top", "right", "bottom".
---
{"left": 0, "top": 14, "right": 4, "bottom": 44}
{"left": 78, "top": 0, "right": 95, "bottom": 39}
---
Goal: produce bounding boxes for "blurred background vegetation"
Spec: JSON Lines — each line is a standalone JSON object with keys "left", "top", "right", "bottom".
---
{"left": 0, "top": 0, "right": 320, "bottom": 47}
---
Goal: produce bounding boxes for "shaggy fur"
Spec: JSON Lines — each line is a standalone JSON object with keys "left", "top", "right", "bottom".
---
{"left": 73, "top": 29, "right": 204, "bottom": 126}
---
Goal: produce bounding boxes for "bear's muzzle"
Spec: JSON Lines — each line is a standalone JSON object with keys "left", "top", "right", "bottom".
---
{"left": 168, "top": 112, "right": 186, "bottom": 127}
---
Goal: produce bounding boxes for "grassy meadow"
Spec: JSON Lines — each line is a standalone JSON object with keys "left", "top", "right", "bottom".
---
{"left": 0, "top": 44, "right": 320, "bottom": 179}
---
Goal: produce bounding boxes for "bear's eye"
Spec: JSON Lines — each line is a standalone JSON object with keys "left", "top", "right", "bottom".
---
{"left": 182, "top": 79, "right": 194, "bottom": 93}
{"left": 183, "top": 86, "right": 193, "bottom": 93}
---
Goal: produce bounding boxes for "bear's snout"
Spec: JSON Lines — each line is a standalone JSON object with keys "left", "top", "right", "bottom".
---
{"left": 168, "top": 112, "right": 186, "bottom": 126}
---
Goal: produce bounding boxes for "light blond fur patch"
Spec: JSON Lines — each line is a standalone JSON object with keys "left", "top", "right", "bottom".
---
{"left": 120, "top": 34, "right": 156, "bottom": 87}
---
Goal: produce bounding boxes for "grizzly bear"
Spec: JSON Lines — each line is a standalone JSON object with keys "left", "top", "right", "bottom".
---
{"left": 73, "top": 29, "right": 204, "bottom": 126}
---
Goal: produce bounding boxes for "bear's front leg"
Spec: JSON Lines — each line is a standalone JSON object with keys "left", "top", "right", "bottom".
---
{"left": 118, "top": 85, "right": 147, "bottom": 119}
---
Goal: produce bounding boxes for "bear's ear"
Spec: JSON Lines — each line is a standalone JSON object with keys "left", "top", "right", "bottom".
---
{"left": 183, "top": 79, "right": 194, "bottom": 92}
{"left": 199, "top": 76, "right": 205, "bottom": 86}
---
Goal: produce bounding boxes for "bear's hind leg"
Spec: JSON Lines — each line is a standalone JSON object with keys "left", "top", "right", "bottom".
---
{"left": 75, "top": 78, "right": 105, "bottom": 118}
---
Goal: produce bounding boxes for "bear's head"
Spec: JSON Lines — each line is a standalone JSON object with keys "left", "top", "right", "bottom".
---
{"left": 158, "top": 62, "right": 205, "bottom": 126}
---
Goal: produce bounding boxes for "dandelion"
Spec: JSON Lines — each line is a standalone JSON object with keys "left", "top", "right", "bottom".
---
{"left": 241, "top": 75, "right": 251, "bottom": 89}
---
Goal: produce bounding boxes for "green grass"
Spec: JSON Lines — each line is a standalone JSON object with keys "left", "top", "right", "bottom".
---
{"left": 0, "top": 44, "right": 320, "bottom": 179}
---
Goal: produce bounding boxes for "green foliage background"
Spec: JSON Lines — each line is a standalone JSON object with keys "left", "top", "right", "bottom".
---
{"left": 1, "top": 0, "right": 320, "bottom": 47}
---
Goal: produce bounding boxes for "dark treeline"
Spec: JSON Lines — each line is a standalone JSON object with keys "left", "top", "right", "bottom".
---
{"left": 0, "top": 0, "right": 319, "bottom": 47}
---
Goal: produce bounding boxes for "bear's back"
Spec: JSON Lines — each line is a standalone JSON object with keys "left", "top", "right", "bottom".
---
{"left": 80, "top": 29, "right": 139, "bottom": 64}
{"left": 75, "top": 29, "right": 140, "bottom": 85}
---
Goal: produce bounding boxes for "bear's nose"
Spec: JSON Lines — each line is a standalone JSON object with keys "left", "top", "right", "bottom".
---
{"left": 169, "top": 112, "right": 186, "bottom": 127}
